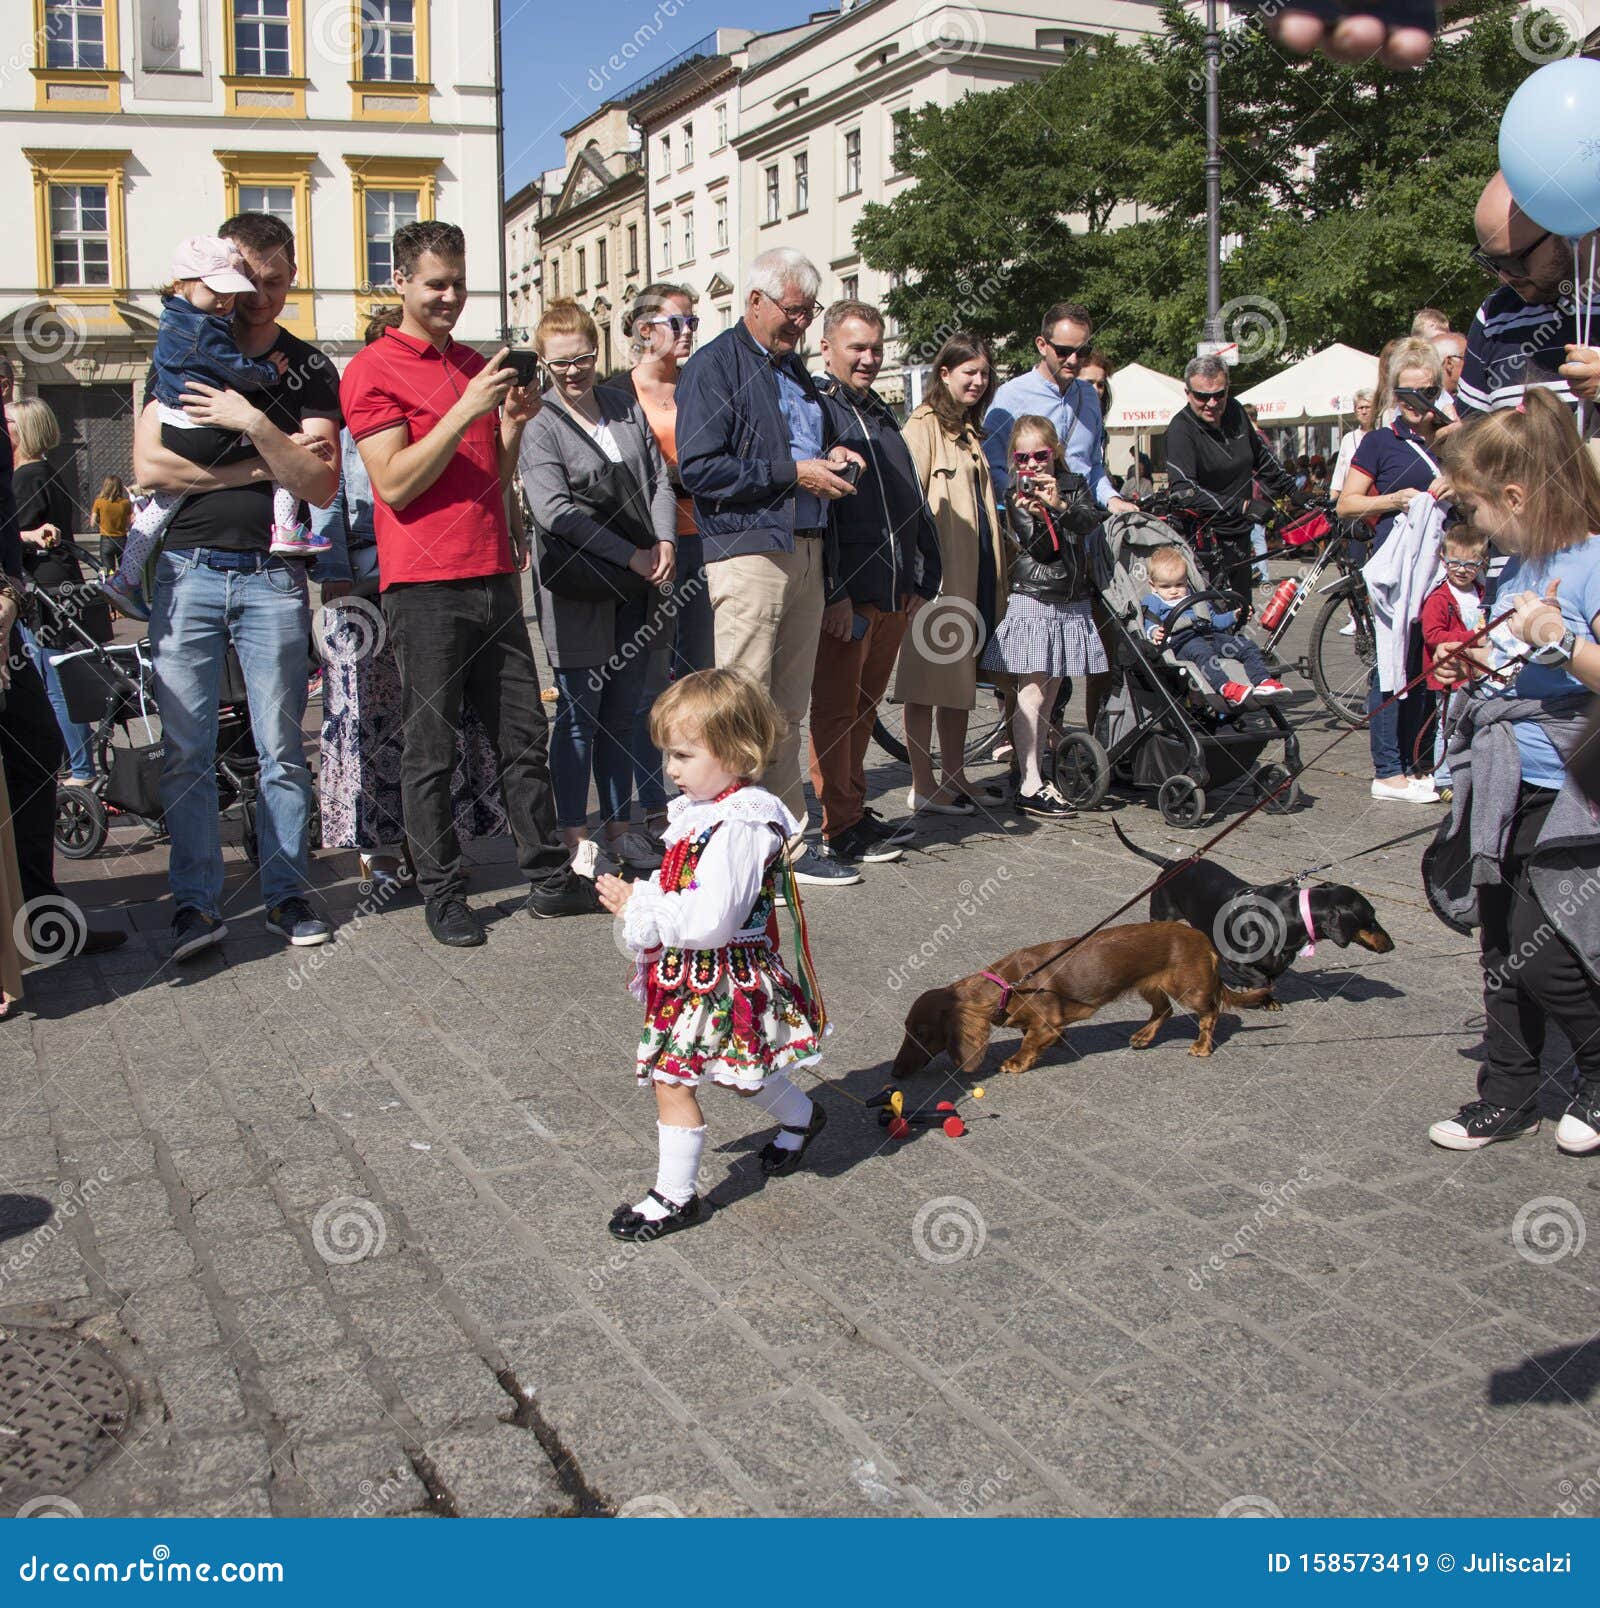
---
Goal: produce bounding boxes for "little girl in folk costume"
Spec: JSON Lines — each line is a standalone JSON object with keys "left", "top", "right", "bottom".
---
{"left": 597, "top": 670, "right": 828, "bottom": 1242}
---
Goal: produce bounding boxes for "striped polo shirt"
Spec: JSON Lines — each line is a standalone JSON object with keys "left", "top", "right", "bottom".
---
{"left": 1457, "top": 283, "right": 1600, "bottom": 419}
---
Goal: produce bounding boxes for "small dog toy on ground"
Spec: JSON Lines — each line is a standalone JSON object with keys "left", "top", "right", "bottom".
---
{"left": 867, "top": 1088, "right": 994, "bottom": 1140}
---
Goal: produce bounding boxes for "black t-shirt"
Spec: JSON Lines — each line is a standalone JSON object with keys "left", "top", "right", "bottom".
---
{"left": 13, "top": 459, "right": 84, "bottom": 591}
{"left": 144, "top": 327, "right": 341, "bottom": 554}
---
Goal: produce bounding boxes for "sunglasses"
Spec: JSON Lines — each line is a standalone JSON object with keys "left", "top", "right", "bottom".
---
{"left": 1400, "top": 384, "right": 1443, "bottom": 403}
{"left": 1470, "top": 228, "right": 1554, "bottom": 280}
{"left": 645, "top": 314, "right": 700, "bottom": 335}
{"left": 1012, "top": 448, "right": 1054, "bottom": 466}
{"left": 758, "top": 289, "right": 819, "bottom": 323}
{"left": 1186, "top": 386, "right": 1228, "bottom": 405}
{"left": 543, "top": 352, "right": 597, "bottom": 371}
{"left": 1043, "top": 340, "right": 1092, "bottom": 362}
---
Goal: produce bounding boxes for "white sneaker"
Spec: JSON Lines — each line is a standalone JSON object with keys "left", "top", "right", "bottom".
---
{"left": 1339, "top": 619, "right": 1357, "bottom": 637}
{"left": 1406, "top": 777, "right": 1441, "bottom": 802}
{"left": 1371, "top": 778, "right": 1427, "bottom": 802}
{"left": 907, "top": 787, "right": 975, "bottom": 816}
{"left": 1557, "top": 1108, "right": 1600, "bottom": 1155}
{"left": 569, "top": 839, "right": 600, "bottom": 880}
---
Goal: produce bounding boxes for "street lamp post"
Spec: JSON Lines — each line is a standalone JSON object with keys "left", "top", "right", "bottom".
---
{"left": 1203, "top": 0, "right": 1222, "bottom": 346}
{"left": 494, "top": 0, "right": 512, "bottom": 347}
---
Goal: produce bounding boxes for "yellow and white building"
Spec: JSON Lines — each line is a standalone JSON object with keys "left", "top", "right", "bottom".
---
{"left": 3, "top": 0, "right": 500, "bottom": 516}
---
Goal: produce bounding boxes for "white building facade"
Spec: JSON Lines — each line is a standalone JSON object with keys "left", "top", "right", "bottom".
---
{"left": 734, "top": 0, "right": 1168, "bottom": 394}
{"left": 3, "top": 0, "right": 501, "bottom": 518}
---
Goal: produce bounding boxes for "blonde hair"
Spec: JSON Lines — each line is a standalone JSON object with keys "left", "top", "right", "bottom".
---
{"left": 1441, "top": 521, "right": 1488, "bottom": 555}
{"left": 649, "top": 669, "right": 784, "bottom": 780}
{"left": 1374, "top": 337, "right": 1444, "bottom": 432}
{"left": 1147, "top": 545, "right": 1189, "bottom": 582}
{"left": 1439, "top": 388, "right": 1600, "bottom": 559}
{"left": 11, "top": 397, "right": 60, "bottom": 459}
{"left": 1008, "top": 413, "right": 1062, "bottom": 465}
{"left": 533, "top": 297, "right": 599, "bottom": 356}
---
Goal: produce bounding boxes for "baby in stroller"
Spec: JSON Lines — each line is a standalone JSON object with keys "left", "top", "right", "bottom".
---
{"left": 1141, "top": 546, "right": 1291, "bottom": 708}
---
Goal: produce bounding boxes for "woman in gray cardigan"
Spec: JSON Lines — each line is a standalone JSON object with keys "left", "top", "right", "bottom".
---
{"left": 519, "top": 300, "right": 677, "bottom": 875}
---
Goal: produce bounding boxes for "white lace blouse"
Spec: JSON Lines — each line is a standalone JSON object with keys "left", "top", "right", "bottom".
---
{"left": 621, "top": 786, "right": 803, "bottom": 955}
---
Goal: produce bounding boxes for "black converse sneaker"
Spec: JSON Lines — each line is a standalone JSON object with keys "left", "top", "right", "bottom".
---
{"left": 1428, "top": 1099, "right": 1541, "bottom": 1151}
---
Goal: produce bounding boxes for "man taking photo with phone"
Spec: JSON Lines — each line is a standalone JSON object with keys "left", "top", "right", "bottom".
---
{"left": 341, "top": 220, "right": 595, "bottom": 948}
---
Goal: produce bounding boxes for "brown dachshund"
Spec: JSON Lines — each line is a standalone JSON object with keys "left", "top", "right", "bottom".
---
{"left": 892, "top": 922, "right": 1276, "bottom": 1078}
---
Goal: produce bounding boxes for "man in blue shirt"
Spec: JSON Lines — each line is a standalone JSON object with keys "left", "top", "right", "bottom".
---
{"left": 983, "top": 301, "right": 1140, "bottom": 513}
{"left": 676, "top": 247, "right": 864, "bottom": 886}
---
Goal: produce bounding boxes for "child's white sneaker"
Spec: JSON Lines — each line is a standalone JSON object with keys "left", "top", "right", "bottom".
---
{"left": 99, "top": 578, "right": 150, "bottom": 622}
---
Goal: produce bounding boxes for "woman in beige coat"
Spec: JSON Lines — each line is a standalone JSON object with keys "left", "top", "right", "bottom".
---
{"left": 892, "top": 333, "right": 1010, "bottom": 814}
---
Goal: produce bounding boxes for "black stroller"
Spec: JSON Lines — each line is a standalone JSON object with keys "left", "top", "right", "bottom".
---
{"left": 1055, "top": 510, "right": 1302, "bottom": 828}
{"left": 42, "top": 577, "right": 286, "bottom": 865}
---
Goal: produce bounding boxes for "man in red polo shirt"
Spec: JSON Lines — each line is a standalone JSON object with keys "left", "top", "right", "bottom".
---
{"left": 341, "top": 220, "right": 594, "bottom": 946}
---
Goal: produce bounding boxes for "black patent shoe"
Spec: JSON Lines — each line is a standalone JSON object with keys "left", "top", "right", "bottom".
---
{"left": 607, "top": 1190, "right": 702, "bottom": 1243}
{"left": 759, "top": 1100, "right": 828, "bottom": 1176}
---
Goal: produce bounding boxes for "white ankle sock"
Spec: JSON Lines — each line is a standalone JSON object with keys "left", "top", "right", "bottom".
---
{"left": 634, "top": 1122, "right": 706, "bottom": 1219}
{"left": 752, "top": 1074, "right": 813, "bottom": 1152}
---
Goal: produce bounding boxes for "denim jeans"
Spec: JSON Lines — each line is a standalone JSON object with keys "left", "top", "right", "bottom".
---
{"left": 20, "top": 625, "right": 95, "bottom": 780}
{"left": 149, "top": 549, "right": 314, "bottom": 916}
{"left": 1176, "top": 631, "right": 1271, "bottom": 690}
{"left": 382, "top": 573, "right": 568, "bottom": 903}
{"left": 1249, "top": 521, "right": 1269, "bottom": 586}
{"left": 554, "top": 592, "right": 652, "bottom": 830}
{"left": 633, "top": 533, "right": 714, "bottom": 814}
{"left": 1367, "top": 668, "right": 1436, "bottom": 778}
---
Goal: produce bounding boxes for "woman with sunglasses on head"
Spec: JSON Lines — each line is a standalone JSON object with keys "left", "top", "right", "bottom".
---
{"left": 614, "top": 283, "right": 712, "bottom": 842}
{"left": 520, "top": 300, "right": 677, "bottom": 879}
{"left": 1338, "top": 336, "right": 1450, "bottom": 803}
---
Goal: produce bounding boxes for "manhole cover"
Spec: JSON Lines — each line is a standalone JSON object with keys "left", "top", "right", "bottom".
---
{"left": 0, "top": 1326, "right": 130, "bottom": 1512}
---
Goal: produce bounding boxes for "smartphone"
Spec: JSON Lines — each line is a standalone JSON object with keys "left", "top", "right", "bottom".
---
{"left": 850, "top": 612, "right": 869, "bottom": 640}
{"left": 503, "top": 350, "right": 544, "bottom": 389}
{"left": 834, "top": 457, "right": 862, "bottom": 486}
{"left": 1395, "top": 387, "right": 1452, "bottom": 428}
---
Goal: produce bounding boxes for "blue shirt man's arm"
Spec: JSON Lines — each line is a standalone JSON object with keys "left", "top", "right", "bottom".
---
{"left": 982, "top": 393, "right": 1017, "bottom": 503}
{"left": 1076, "top": 386, "right": 1117, "bottom": 507}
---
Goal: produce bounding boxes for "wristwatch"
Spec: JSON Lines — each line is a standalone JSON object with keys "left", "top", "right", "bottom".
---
{"left": 1532, "top": 626, "right": 1578, "bottom": 667}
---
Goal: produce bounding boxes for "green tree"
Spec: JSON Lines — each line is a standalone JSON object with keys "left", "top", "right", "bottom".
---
{"left": 857, "top": 0, "right": 1547, "bottom": 382}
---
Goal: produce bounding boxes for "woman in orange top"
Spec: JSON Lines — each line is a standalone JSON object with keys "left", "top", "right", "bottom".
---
{"left": 614, "top": 282, "right": 714, "bottom": 836}
{"left": 92, "top": 475, "right": 134, "bottom": 566}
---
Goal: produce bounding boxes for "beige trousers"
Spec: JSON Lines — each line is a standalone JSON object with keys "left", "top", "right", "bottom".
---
{"left": 707, "top": 540, "right": 826, "bottom": 831}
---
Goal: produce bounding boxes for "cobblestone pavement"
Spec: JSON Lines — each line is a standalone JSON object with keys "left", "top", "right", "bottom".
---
{"left": 4, "top": 594, "right": 1600, "bottom": 1520}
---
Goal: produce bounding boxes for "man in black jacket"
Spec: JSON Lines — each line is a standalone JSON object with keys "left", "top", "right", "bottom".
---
{"left": 1163, "top": 355, "right": 1299, "bottom": 606}
{"left": 808, "top": 301, "right": 942, "bottom": 867}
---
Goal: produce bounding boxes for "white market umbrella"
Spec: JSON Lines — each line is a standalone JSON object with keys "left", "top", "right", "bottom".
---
{"left": 1103, "top": 361, "right": 1187, "bottom": 432}
{"left": 1235, "top": 342, "right": 1379, "bottom": 425}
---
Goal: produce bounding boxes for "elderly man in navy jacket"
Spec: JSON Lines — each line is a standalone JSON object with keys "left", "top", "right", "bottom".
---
{"left": 807, "top": 300, "right": 941, "bottom": 870}
{"left": 676, "top": 247, "right": 864, "bottom": 886}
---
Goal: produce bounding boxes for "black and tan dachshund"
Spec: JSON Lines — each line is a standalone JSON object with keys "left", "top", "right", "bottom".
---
{"left": 1111, "top": 820, "right": 1395, "bottom": 1003}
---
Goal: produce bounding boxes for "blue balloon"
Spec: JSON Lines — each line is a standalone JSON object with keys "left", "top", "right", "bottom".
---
{"left": 1500, "top": 57, "right": 1600, "bottom": 238}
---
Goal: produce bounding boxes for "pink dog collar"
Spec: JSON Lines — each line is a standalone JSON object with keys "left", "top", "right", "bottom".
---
{"left": 982, "top": 970, "right": 1014, "bottom": 1013}
{"left": 1297, "top": 886, "right": 1317, "bottom": 959}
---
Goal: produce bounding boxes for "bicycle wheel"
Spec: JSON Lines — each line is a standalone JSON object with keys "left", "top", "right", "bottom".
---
{"left": 1309, "top": 590, "right": 1375, "bottom": 727}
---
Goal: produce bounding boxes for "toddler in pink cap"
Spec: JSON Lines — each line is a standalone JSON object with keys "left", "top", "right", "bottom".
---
{"left": 100, "top": 236, "right": 325, "bottom": 620}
